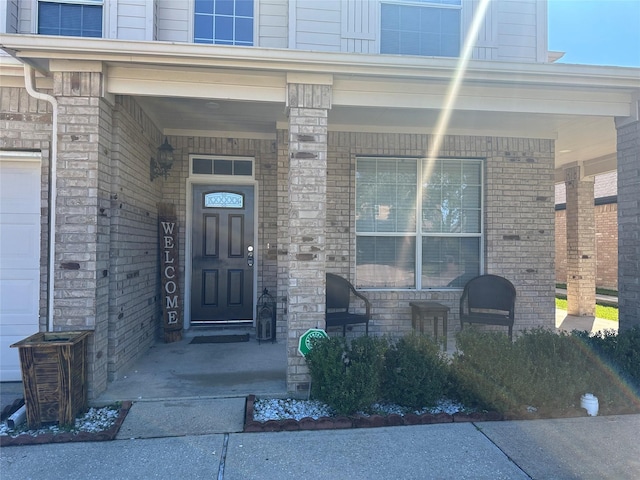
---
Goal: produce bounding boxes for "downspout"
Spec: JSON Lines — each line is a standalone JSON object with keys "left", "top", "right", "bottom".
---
{"left": 23, "top": 64, "right": 58, "bottom": 332}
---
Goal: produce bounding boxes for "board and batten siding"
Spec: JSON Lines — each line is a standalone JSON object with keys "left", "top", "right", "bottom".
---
{"left": 341, "top": 0, "right": 377, "bottom": 53}
{"left": 258, "top": 0, "right": 288, "bottom": 48}
{"left": 462, "top": 0, "right": 499, "bottom": 60}
{"left": 290, "top": 0, "right": 545, "bottom": 63}
{"left": 1, "top": 0, "right": 19, "bottom": 33}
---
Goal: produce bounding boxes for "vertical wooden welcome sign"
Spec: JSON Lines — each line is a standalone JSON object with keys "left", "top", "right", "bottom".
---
{"left": 158, "top": 203, "right": 183, "bottom": 343}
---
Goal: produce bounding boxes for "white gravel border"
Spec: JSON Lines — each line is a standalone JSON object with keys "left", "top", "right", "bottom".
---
{"left": 253, "top": 397, "right": 467, "bottom": 422}
{"left": 0, "top": 405, "right": 120, "bottom": 438}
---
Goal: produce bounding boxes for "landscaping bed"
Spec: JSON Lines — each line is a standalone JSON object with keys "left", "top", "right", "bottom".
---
{"left": 245, "top": 327, "right": 640, "bottom": 432}
{"left": 0, "top": 401, "right": 131, "bottom": 447}
{"left": 244, "top": 394, "right": 505, "bottom": 432}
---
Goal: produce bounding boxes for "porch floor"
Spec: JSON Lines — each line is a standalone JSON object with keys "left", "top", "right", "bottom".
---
{"left": 92, "top": 327, "right": 288, "bottom": 405}
{"left": 91, "top": 309, "right": 616, "bottom": 405}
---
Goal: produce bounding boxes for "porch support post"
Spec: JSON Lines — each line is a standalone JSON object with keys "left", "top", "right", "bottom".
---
{"left": 564, "top": 165, "right": 596, "bottom": 316}
{"left": 52, "top": 66, "right": 113, "bottom": 398}
{"left": 616, "top": 99, "right": 640, "bottom": 331}
{"left": 285, "top": 76, "right": 332, "bottom": 395}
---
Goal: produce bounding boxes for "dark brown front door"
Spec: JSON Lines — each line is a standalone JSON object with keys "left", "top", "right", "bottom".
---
{"left": 191, "top": 184, "right": 254, "bottom": 323}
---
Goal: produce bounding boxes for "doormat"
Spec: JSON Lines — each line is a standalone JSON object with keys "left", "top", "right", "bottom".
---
{"left": 190, "top": 334, "right": 250, "bottom": 344}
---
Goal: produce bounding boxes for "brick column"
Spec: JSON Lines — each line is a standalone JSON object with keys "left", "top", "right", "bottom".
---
{"left": 564, "top": 165, "right": 596, "bottom": 316}
{"left": 53, "top": 69, "right": 113, "bottom": 397}
{"left": 286, "top": 79, "right": 332, "bottom": 394}
{"left": 616, "top": 100, "right": 640, "bottom": 331}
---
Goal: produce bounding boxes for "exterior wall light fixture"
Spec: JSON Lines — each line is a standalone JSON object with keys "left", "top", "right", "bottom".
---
{"left": 150, "top": 138, "right": 175, "bottom": 181}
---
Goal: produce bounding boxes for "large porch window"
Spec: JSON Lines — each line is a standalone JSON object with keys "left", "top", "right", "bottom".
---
{"left": 355, "top": 157, "right": 482, "bottom": 289}
{"left": 380, "top": 0, "right": 462, "bottom": 57}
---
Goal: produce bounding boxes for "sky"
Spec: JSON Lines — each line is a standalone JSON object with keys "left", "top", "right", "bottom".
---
{"left": 547, "top": 0, "right": 640, "bottom": 67}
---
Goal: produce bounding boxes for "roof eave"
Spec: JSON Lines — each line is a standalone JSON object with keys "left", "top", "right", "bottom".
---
{"left": 1, "top": 34, "right": 639, "bottom": 90}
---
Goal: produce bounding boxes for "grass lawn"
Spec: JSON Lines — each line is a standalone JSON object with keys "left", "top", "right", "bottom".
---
{"left": 556, "top": 297, "right": 618, "bottom": 321}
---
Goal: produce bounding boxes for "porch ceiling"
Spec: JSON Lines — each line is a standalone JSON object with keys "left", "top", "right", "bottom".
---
{"left": 136, "top": 96, "right": 618, "bottom": 179}
{"left": 2, "top": 35, "right": 638, "bottom": 178}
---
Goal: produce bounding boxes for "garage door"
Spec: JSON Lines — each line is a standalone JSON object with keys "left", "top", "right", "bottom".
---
{"left": 0, "top": 153, "right": 42, "bottom": 382}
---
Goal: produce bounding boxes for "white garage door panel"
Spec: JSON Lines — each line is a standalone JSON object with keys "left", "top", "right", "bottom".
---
{"left": 0, "top": 278, "right": 40, "bottom": 316}
{"left": 0, "top": 156, "right": 41, "bottom": 382}
{"left": 0, "top": 163, "right": 40, "bottom": 213}
{"left": 1, "top": 335, "right": 31, "bottom": 381}
{"left": 0, "top": 216, "right": 40, "bottom": 269}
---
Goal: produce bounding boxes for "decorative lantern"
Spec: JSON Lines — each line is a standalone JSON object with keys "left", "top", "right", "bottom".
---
{"left": 150, "top": 137, "right": 175, "bottom": 181}
{"left": 256, "top": 288, "right": 276, "bottom": 344}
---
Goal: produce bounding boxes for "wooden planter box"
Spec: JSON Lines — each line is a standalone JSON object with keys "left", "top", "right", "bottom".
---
{"left": 11, "top": 331, "right": 91, "bottom": 428}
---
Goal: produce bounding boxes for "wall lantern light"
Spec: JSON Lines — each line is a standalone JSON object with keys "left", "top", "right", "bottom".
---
{"left": 150, "top": 138, "right": 175, "bottom": 181}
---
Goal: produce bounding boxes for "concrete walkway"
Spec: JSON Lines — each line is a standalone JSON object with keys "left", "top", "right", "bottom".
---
{"left": 555, "top": 308, "right": 618, "bottom": 335}
{"left": 1, "top": 405, "right": 639, "bottom": 479}
{"left": 4, "top": 312, "right": 637, "bottom": 479}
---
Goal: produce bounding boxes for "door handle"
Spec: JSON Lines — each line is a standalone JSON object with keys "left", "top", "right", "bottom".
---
{"left": 247, "top": 245, "right": 254, "bottom": 267}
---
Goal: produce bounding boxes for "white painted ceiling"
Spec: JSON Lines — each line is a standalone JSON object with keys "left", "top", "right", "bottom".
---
{"left": 135, "top": 95, "right": 618, "bottom": 176}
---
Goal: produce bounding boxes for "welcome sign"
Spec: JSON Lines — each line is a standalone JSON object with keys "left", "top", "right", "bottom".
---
{"left": 158, "top": 203, "right": 183, "bottom": 343}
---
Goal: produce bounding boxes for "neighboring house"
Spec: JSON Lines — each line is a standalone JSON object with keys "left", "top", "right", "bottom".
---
{"left": 0, "top": 0, "right": 638, "bottom": 397}
{"left": 556, "top": 171, "right": 618, "bottom": 291}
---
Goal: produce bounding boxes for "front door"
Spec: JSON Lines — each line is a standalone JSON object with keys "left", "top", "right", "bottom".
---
{"left": 191, "top": 184, "right": 255, "bottom": 324}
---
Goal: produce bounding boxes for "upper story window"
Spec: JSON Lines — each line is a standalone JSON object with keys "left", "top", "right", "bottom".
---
{"left": 194, "top": 0, "right": 254, "bottom": 46}
{"left": 380, "top": 0, "right": 461, "bottom": 57}
{"left": 37, "top": 0, "right": 103, "bottom": 37}
{"left": 355, "top": 157, "right": 482, "bottom": 289}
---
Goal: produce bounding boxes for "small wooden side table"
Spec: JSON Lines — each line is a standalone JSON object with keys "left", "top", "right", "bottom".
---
{"left": 409, "top": 301, "right": 449, "bottom": 349}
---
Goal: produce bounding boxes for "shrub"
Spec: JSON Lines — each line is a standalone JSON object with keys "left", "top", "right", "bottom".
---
{"left": 380, "top": 333, "right": 449, "bottom": 409}
{"left": 514, "top": 328, "right": 599, "bottom": 412}
{"left": 572, "top": 327, "right": 640, "bottom": 402}
{"left": 305, "top": 335, "right": 388, "bottom": 415}
{"left": 450, "top": 327, "right": 640, "bottom": 416}
{"left": 449, "top": 329, "right": 525, "bottom": 413}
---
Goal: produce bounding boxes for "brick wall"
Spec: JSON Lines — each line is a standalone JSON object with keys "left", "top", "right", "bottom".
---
{"left": 555, "top": 203, "right": 618, "bottom": 291}
{"left": 616, "top": 111, "right": 640, "bottom": 331}
{"left": 595, "top": 203, "right": 618, "bottom": 289}
{"left": 107, "top": 96, "right": 164, "bottom": 381}
{"left": 285, "top": 83, "right": 331, "bottom": 393}
{"left": 53, "top": 71, "right": 113, "bottom": 396}
{"left": 323, "top": 133, "right": 555, "bottom": 339}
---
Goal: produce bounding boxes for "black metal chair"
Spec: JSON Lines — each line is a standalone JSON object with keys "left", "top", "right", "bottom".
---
{"left": 459, "top": 274, "right": 516, "bottom": 340}
{"left": 325, "top": 273, "right": 371, "bottom": 336}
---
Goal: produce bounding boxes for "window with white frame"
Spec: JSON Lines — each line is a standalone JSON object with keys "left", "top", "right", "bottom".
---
{"left": 194, "top": 0, "right": 254, "bottom": 46}
{"left": 37, "top": 0, "right": 103, "bottom": 37}
{"left": 380, "top": 0, "right": 461, "bottom": 57}
{"left": 355, "top": 157, "right": 482, "bottom": 289}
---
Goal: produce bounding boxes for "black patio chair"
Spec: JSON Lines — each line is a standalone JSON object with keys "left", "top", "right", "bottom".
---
{"left": 459, "top": 274, "right": 516, "bottom": 340}
{"left": 325, "top": 273, "right": 371, "bottom": 336}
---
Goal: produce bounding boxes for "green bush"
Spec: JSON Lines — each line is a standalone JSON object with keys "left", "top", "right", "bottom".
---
{"left": 573, "top": 327, "right": 640, "bottom": 395}
{"left": 305, "top": 335, "right": 388, "bottom": 415}
{"left": 380, "top": 333, "right": 449, "bottom": 409}
{"left": 514, "top": 328, "right": 598, "bottom": 411}
{"left": 449, "top": 329, "right": 525, "bottom": 413}
{"left": 450, "top": 327, "right": 640, "bottom": 415}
